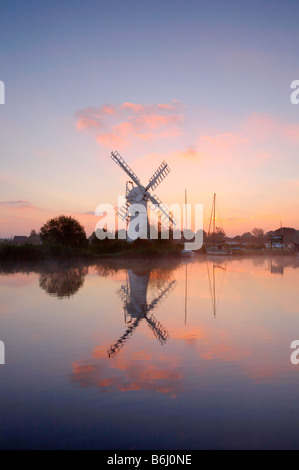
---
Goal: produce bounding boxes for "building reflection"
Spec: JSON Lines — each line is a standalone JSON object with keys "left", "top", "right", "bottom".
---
{"left": 268, "top": 257, "right": 285, "bottom": 276}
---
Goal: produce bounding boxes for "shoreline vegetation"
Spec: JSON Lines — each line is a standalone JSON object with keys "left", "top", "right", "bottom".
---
{"left": 0, "top": 239, "right": 296, "bottom": 264}
{"left": 1, "top": 215, "right": 298, "bottom": 263}
{"left": 0, "top": 238, "right": 186, "bottom": 262}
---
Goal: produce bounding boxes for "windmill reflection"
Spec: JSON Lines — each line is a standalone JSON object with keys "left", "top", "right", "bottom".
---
{"left": 108, "top": 267, "right": 176, "bottom": 358}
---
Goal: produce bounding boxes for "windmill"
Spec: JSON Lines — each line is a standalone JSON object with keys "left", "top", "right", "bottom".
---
{"left": 110, "top": 150, "right": 177, "bottom": 239}
{"left": 107, "top": 267, "right": 176, "bottom": 358}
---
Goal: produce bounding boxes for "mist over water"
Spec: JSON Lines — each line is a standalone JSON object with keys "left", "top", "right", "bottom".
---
{"left": 0, "top": 255, "right": 299, "bottom": 449}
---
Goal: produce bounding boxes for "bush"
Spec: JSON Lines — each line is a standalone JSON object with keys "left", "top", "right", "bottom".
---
{"left": 40, "top": 215, "right": 87, "bottom": 247}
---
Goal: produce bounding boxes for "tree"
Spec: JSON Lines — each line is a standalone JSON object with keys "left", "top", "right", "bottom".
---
{"left": 208, "top": 226, "right": 226, "bottom": 242}
{"left": 215, "top": 227, "right": 226, "bottom": 237}
{"left": 28, "top": 229, "right": 41, "bottom": 245}
{"left": 40, "top": 216, "right": 87, "bottom": 246}
{"left": 252, "top": 228, "right": 265, "bottom": 240}
{"left": 241, "top": 232, "right": 252, "bottom": 239}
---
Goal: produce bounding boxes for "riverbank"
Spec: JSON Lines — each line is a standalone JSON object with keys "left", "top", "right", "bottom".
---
{"left": 0, "top": 241, "right": 296, "bottom": 263}
{"left": 0, "top": 240, "right": 186, "bottom": 262}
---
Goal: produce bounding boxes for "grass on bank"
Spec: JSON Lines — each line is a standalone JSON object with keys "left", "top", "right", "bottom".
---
{"left": 0, "top": 238, "right": 188, "bottom": 261}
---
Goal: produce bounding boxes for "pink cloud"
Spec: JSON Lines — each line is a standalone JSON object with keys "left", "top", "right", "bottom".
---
{"left": 245, "top": 113, "right": 276, "bottom": 137}
{"left": 121, "top": 102, "right": 145, "bottom": 113}
{"left": 178, "top": 147, "right": 202, "bottom": 159}
{"left": 158, "top": 103, "right": 175, "bottom": 109}
{"left": 76, "top": 116, "right": 100, "bottom": 130}
{"left": 76, "top": 100, "right": 184, "bottom": 149}
{"left": 96, "top": 132, "right": 128, "bottom": 148}
{"left": 75, "top": 104, "right": 118, "bottom": 130}
{"left": 283, "top": 124, "right": 299, "bottom": 142}
{"left": 101, "top": 104, "right": 117, "bottom": 115}
{"left": 244, "top": 112, "right": 299, "bottom": 143}
{"left": 133, "top": 113, "right": 182, "bottom": 129}
{"left": 112, "top": 121, "right": 135, "bottom": 136}
{"left": 170, "top": 112, "right": 298, "bottom": 167}
{"left": 198, "top": 132, "right": 248, "bottom": 151}
{"left": 0, "top": 200, "right": 33, "bottom": 208}
{"left": 171, "top": 133, "right": 247, "bottom": 163}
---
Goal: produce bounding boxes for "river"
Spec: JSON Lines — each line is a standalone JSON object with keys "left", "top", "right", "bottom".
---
{"left": 0, "top": 255, "right": 299, "bottom": 449}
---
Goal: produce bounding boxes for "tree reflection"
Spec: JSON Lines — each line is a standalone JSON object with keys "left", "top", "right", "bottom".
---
{"left": 39, "top": 265, "right": 88, "bottom": 298}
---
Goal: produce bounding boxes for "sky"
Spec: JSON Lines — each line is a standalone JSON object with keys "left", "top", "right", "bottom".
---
{"left": 0, "top": 0, "right": 299, "bottom": 237}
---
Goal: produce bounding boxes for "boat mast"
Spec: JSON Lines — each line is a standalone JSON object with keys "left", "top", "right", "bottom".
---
{"left": 208, "top": 193, "right": 216, "bottom": 242}
{"left": 185, "top": 188, "right": 187, "bottom": 229}
{"left": 184, "top": 188, "right": 188, "bottom": 326}
{"left": 213, "top": 193, "right": 216, "bottom": 237}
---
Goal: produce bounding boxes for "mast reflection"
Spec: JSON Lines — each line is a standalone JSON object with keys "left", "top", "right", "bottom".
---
{"left": 207, "top": 260, "right": 226, "bottom": 318}
{"left": 108, "top": 266, "right": 176, "bottom": 358}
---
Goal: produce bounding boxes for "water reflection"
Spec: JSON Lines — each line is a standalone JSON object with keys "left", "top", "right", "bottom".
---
{"left": 39, "top": 265, "right": 88, "bottom": 298}
{"left": 70, "top": 262, "right": 182, "bottom": 396}
{"left": 2, "top": 256, "right": 299, "bottom": 448}
{"left": 0, "top": 261, "right": 89, "bottom": 298}
{"left": 70, "top": 350, "right": 184, "bottom": 396}
{"left": 207, "top": 260, "right": 226, "bottom": 318}
{"left": 270, "top": 258, "right": 284, "bottom": 275}
{"left": 267, "top": 255, "right": 299, "bottom": 276}
{"left": 108, "top": 266, "right": 176, "bottom": 357}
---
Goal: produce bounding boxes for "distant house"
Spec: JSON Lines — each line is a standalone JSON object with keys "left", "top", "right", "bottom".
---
{"left": 13, "top": 236, "right": 28, "bottom": 245}
{"left": 268, "top": 227, "right": 299, "bottom": 244}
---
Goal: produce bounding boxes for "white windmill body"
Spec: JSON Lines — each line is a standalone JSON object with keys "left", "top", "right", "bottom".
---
{"left": 110, "top": 151, "right": 176, "bottom": 240}
{"left": 126, "top": 185, "right": 149, "bottom": 240}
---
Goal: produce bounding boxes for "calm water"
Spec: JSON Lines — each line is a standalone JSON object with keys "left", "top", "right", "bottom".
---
{"left": 1, "top": 255, "right": 299, "bottom": 450}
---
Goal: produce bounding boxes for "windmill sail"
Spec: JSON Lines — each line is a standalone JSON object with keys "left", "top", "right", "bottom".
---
{"left": 117, "top": 200, "right": 132, "bottom": 222}
{"left": 110, "top": 151, "right": 142, "bottom": 189}
{"left": 145, "top": 161, "right": 171, "bottom": 192}
{"left": 148, "top": 193, "right": 177, "bottom": 227}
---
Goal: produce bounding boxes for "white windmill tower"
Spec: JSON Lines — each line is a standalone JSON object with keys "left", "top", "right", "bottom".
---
{"left": 110, "top": 151, "right": 177, "bottom": 240}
